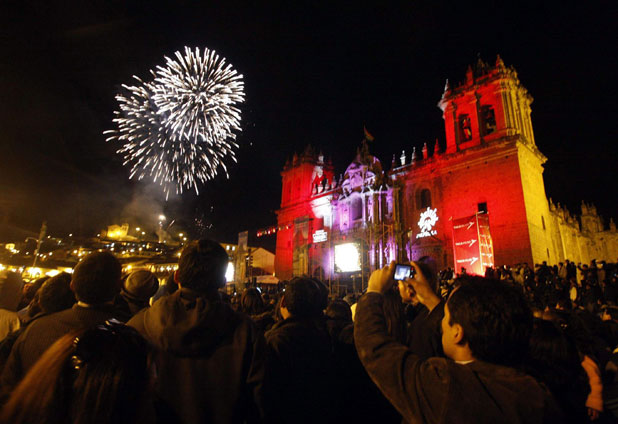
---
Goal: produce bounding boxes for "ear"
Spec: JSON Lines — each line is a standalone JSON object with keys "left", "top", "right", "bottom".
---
{"left": 452, "top": 323, "right": 465, "bottom": 345}
{"left": 173, "top": 270, "right": 181, "bottom": 287}
{"left": 280, "top": 295, "right": 287, "bottom": 308}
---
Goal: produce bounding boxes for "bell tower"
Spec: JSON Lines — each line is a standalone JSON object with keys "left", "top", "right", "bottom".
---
{"left": 275, "top": 146, "right": 334, "bottom": 279}
{"left": 433, "top": 56, "right": 557, "bottom": 266}
{"left": 439, "top": 55, "right": 536, "bottom": 153}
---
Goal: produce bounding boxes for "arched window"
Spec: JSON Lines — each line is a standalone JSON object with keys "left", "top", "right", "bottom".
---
{"left": 481, "top": 105, "right": 496, "bottom": 135}
{"left": 459, "top": 114, "right": 472, "bottom": 141}
{"left": 419, "top": 189, "right": 431, "bottom": 209}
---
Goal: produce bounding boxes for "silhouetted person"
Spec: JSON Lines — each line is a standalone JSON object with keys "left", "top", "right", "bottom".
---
{"left": 355, "top": 262, "right": 563, "bottom": 423}
{"left": 1, "top": 252, "right": 124, "bottom": 396}
{"left": 265, "top": 277, "right": 343, "bottom": 423}
{"left": 128, "top": 239, "right": 267, "bottom": 424}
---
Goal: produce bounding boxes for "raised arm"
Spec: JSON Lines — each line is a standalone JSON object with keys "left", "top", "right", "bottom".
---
{"left": 354, "top": 263, "right": 449, "bottom": 422}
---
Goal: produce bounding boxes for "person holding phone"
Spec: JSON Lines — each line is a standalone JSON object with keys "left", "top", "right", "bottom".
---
{"left": 354, "top": 262, "right": 563, "bottom": 423}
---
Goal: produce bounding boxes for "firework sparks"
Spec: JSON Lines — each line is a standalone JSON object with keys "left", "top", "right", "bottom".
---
{"left": 105, "top": 47, "right": 245, "bottom": 197}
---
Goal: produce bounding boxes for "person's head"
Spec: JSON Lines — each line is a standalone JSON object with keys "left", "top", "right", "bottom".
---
{"left": 442, "top": 276, "right": 533, "bottom": 367}
{"left": 240, "top": 288, "right": 265, "bottom": 315}
{"left": 175, "top": 239, "right": 228, "bottom": 293}
{"left": 525, "top": 318, "right": 589, "bottom": 415}
{"left": 70, "top": 252, "right": 122, "bottom": 305}
{"left": 325, "top": 300, "right": 352, "bottom": 322}
{"left": 0, "top": 271, "right": 24, "bottom": 311}
{"left": 281, "top": 277, "right": 323, "bottom": 319}
{"left": 0, "top": 321, "right": 152, "bottom": 424}
{"left": 21, "top": 276, "right": 49, "bottom": 305}
{"left": 122, "top": 270, "right": 159, "bottom": 304}
{"left": 38, "top": 273, "right": 76, "bottom": 314}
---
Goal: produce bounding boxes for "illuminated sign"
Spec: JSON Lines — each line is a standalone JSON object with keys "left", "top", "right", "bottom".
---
{"left": 312, "top": 229, "right": 328, "bottom": 243}
{"left": 452, "top": 214, "right": 495, "bottom": 275}
{"left": 416, "top": 207, "right": 438, "bottom": 239}
{"left": 334, "top": 243, "right": 361, "bottom": 273}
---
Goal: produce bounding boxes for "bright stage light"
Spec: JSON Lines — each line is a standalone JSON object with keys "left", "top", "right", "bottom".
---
{"left": 334, "top": 243, "right": 361, "bottom": 273}
{"left": 226, "top": 262, "right": 234, "bottom": 282}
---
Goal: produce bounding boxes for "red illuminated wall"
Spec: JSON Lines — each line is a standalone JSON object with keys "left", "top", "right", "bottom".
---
{"left": 277, "top": 57, "right": 553, "bottom": 276}
{"left": 275, "top": 148, "right": 333, "bottom": 279}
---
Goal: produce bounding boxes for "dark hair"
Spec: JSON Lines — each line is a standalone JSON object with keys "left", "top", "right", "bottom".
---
{"left": 0, "top": 322, "right": 151, "bottom": 424}
{"left": 240, "top": 288, "right": 265, "bottom": 315}
{"left": 283, "top": 277, "right": 323, "bottom": 319}
{"left": 38, "top": 273, "right": 76, "bottom": 314}
{"left": 18, "top": 276, "right": 49, "bottom": 310}
{"left": 71, "top": 252, "right": 121, "bottom": 304}
{"left": 524, "top": 319, "right": 589, "bottom": 422}
{"left": 325, "top": 300, "right": 352, "bottom": 322}
{"left": 416, "top": 256, "right": 438, "bottom": 294}
{"left": 447, "top": 276, "right": 532, "bottom": 366}
{"left": 176, "top": 239, "right": 228, "bottom": 293}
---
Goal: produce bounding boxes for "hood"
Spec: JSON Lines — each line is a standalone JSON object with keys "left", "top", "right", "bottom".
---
{"left": 140, "top": 288, "right": 241, "bottom": 357}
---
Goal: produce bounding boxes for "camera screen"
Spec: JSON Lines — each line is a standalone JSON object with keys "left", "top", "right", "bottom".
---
{"left": 394, "top": 264, "right": 412, "bottom": 281}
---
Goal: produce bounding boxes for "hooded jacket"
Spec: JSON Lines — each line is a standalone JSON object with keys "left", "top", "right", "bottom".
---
{"left": 128, "top": 288, "right": 267, "bottom": 424}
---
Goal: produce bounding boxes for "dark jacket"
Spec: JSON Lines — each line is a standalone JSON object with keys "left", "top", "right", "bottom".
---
{"left": 265, "top": 315, "right": 343, "bottom": 424}
{"left": 127, "top": 288, "right": 267, "bottom": 424}
{"left": 354, "top": 292, "right": 564, "bottom": 424}
{"left": 406, "top": 300, "right": 445, "bottom": 359}
{"left": 0, "top": 303, "right": 122, "bottom": 394}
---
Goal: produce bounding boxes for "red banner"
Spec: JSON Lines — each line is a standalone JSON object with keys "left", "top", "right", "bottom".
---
{"left": 452, "top": 213, "right": 494, "bottom": 276}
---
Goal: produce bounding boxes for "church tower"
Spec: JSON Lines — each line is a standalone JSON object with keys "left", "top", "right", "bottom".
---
{"left": 433, "top": 56, "right": 556, "bottom": 266}
{"left": 275, "top": 146, "right": 334, "bottom": 279}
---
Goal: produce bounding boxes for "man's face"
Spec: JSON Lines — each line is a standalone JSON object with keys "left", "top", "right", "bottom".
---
{"left": 441, "top": 303, "right": 457, "bottom": 360}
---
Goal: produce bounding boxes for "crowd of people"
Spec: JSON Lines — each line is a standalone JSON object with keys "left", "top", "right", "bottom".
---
{"left": 0, "top": 239, "right": 616, "bottom": 423}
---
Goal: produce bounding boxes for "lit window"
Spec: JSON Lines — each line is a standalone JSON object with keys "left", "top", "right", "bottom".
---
{"left": 459, "top": 114, "right": 472, "bottom": 141}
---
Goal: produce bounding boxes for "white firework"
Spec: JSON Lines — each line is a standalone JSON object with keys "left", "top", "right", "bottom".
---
{"left": 105, "top": 47, "right": 245, "bottom": 197}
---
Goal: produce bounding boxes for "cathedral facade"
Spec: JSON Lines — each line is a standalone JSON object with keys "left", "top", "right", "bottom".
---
{"left": 274, "top": 57, "right": 617, "bottom": 281}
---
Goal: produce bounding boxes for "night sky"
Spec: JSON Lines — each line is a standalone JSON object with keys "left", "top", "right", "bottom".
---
{"left": 0, "top": 1, "right": 615, "bottom": 251}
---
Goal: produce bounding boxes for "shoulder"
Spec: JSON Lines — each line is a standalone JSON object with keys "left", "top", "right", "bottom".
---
{"left": 19, "top": 308, "right": 74, "bottom": 334}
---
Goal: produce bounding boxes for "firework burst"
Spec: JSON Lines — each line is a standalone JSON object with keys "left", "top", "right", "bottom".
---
{"left": 105, "top": 47, "right": 245, "bottom": 197}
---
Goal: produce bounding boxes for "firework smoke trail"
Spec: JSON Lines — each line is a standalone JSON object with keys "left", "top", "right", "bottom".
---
{"left": 105, "top": 47, "right": 245, "bottom": 198}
